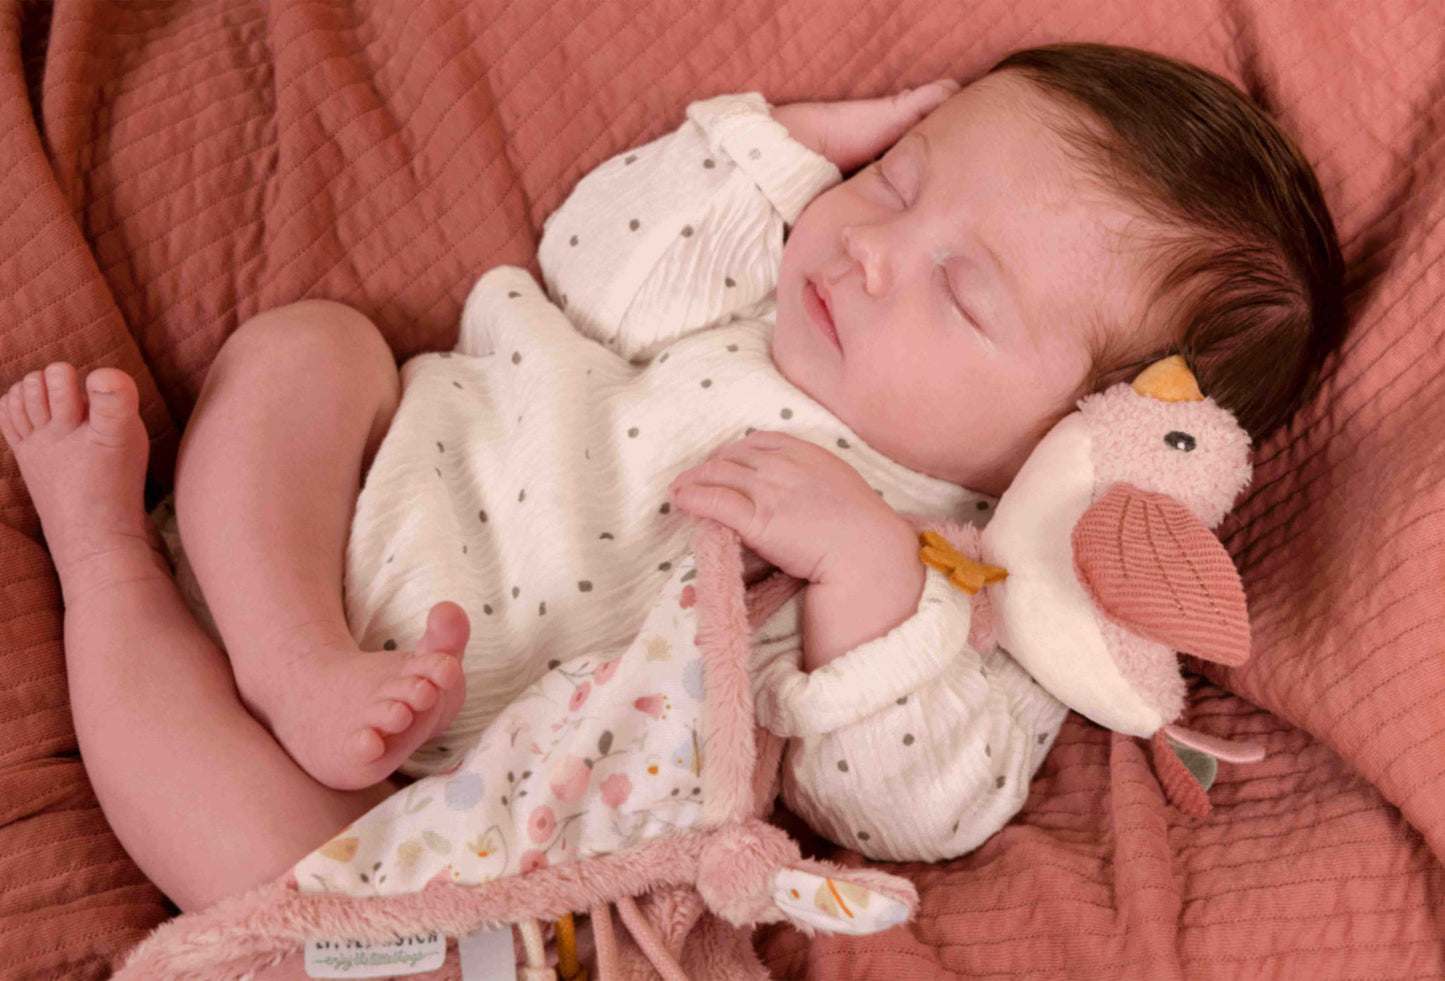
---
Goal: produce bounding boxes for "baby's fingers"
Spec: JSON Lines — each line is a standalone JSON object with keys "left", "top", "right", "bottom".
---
{"left": 669, "top": 480, "right": 757, "bottom": 533}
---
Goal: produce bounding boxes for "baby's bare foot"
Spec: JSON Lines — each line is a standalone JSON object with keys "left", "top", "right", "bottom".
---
{"left": 0, "top": 362, "right": 469, "bottom": 791}
{"left": 0, "top": 363, "right": 163, "bottom": 598}
{"left": 253, "top": 602, "right": 471, "bottom": 790}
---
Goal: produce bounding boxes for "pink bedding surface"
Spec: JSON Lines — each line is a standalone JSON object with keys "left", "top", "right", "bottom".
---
{"left": 0, "top": 1, "right": 1441, "bottom": 978}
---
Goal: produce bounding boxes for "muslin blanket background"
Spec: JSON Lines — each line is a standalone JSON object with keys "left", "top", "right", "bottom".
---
{"left": 0, "top": 1, "right": 1441, "bottom": 978}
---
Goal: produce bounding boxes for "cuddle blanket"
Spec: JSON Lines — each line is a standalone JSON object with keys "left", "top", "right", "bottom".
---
{"left": 113, "top": 517, "right": 963, "bottom": 980}
{"left": 2, "top": 2, "right": 1444, "bottom": 979}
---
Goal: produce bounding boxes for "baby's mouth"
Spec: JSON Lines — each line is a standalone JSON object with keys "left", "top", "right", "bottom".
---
{"left": 805, "top": 278, "right": 841, "bottom": 352}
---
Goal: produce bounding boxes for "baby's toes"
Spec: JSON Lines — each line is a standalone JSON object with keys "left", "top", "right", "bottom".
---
{"left": 0, "top": 391, "right": 19, "bottom": 447}
{"left": 83, "top": 368, "right": 139, "bottom": 448}
{"left": 380, "top": 674, "right": 440, "bottom": 715}
{"left": 408, "top": 651, "right": 464, "bottom": 695}
{"left": 42, "top": 363, "right": 85, "bottom": 427}
{"left": 6, "top": 382, "right": 34, "bottom": 439}
{"left": 22, "top": 372, "right": 50, "bottom": 429}
{"left": 346, "top": 726, "right": 387, "bottom": 767}
{"left": 363, "top": 697, "right": 415, "bottom": 737}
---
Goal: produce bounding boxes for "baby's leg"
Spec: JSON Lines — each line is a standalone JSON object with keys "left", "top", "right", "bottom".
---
{"left": 0, "top": 364, "right": 468, "bottom": 910}
{"left": 171, "top": 300, "right": 465, "bottom": 789}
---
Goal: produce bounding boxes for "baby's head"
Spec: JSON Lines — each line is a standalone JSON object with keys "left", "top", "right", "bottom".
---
{"left": 772, "top": 42, "right": 1346, "bottom": 498}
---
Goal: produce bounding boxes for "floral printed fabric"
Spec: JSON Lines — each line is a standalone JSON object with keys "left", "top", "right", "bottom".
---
{"left": 295, "top": 556, "right": 712, "bottom": 895}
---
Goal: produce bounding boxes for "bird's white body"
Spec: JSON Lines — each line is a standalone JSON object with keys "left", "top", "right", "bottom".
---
{"left": 980, "top": 413, "right": 1166, "bottom": 737}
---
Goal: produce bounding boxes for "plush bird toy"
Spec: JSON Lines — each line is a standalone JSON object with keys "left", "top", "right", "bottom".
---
{"left": 952, "top": 356, "right": 1264, "bottom": 815}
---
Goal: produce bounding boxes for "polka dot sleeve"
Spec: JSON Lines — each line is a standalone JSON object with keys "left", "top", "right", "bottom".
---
{"left": 753, "top": 566, "right": 977, "bottom": 737}
{"left": 748, "top": 568, "right": 1071, "bottom": 861}
{"left": 536, "top": 92, "right": 842, "bottom": 364}
{"left": 780, "top": 648, "right": 1069, "bottom": 862}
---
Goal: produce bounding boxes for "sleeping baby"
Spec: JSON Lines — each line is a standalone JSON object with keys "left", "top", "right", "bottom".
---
{"left": 0, "top": 42, "right": 1344, "bottom": 911}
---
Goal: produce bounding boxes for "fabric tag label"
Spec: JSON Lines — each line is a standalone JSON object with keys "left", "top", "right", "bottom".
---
{"left": 303, "top": 932, "right": 446, "bottom": 977}
{"left": 459, "top": 925, "right": 518, "bottom": 981}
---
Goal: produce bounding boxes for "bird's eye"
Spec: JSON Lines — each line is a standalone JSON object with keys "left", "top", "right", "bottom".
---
{"left": 1164, "top": 431, "right": 1197, "bottom": 452}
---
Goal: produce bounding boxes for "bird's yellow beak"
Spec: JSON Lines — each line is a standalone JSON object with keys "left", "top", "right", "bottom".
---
{"left": 1131, "top": 355, "right": 1204, "bottom": 402}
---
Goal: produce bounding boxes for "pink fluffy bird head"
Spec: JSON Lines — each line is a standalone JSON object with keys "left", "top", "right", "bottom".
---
{"left": 1076, "top": 372, "right": 1253, "bottom": 529}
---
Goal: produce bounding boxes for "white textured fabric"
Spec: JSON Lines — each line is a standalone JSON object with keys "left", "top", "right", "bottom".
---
{"left": 340, "top": 92, "right": 992, "bottom": 779}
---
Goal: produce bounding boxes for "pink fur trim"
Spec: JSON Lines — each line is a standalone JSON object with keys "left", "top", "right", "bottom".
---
{"left": 693, "top": 520, "right": 759, "bottom": 823}
{"left": 617, "top": 896, "right": 691, "bottom": 981}
{"left": 696, "top": 822, "right": 800, "bottom": 925}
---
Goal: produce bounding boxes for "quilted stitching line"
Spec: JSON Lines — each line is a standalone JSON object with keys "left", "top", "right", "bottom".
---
{"left": 788, "top": 948, "right": 1173, "bottom": 977}
{"left": 402, "top": 0, "right": 671, "bottom": 326}
{"left": 45, "top": 10, "right": 271, "bottom": 134}
{"left": 928, "top": 918, "right": 1180, "bottom": 950}
{"left": 1178, "top": 934, "right": 1445, "bottom": 967}
{"left": 912, "top": 890, "right": 1127, "bottom": 920}
{"left": 298, "top": 0, "right": 630, "bottom": 314}
{"left": 82, "top": 0, "right": 435, "bottom": 310}
{"left": 79, "top": 58, "right": 271, "bottom": 202}
{"left": 1177, "top": 830, "right": 1427, "bottom": 878}
{"left": 1177, "top": 797, "right": 1408, "bottom": 850}
{"left": 531, "top": 0, "right": 801, "bottom": 215}
{"left": 1266, "top": 546, "right": 1445, "bottom": 709}
{"left": 406, "top": 0, "right": 831, "bottom": 330}
{"left": 1240, "top": 455, "right": 1443, "bottom": 631}
{"left": 0, "top": 896, "right": 168, "bottom": 974}
{"left": 270, "top": 16, "right": 512, "bottom": 320}
{"left": 868, "top": 0, "right": 1014, "bottom": 97}
{"left": 88, "top": 127, "right": 279, "bottom": 271}
{"left": 122, "top": 2, "right": 482, "bottom": 350}
{"left": 38, "top": 2, "right": 222, "bottom": 96}
{"left": 1183, "top": 897, "right": 1445, "bottom": 934}
{"left": 1231, "top": 351, "right": 1445, "bottom": 576}
{"left": 83, "top": 1, "right": 424, "bottom": 250}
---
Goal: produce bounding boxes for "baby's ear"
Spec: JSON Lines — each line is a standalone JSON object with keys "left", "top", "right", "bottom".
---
{"left": 768, "top": 865, "right": 914, "bottom": 936}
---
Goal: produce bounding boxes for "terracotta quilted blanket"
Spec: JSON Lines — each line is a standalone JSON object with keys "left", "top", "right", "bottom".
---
{"left": 1, "top": 1, "right": 1442, "bottom": 978}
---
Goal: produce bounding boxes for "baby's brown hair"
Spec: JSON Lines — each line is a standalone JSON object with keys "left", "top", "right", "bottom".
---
{"left": 986, "top": 43, "right": 1347, "bottom": 446}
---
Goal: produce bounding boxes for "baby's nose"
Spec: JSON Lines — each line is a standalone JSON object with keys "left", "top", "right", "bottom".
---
{"left": 841, "top": 226, "right": 891, "bottom": 298}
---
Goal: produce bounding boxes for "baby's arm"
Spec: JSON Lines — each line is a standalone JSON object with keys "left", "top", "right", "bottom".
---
{"left": 535, "top": 93, "right": 841, "bottom": 362}
{"left": 535, "top": 80, "right": 958, "bottom": 364}
{"left": 750, "top": 584, "right": 1068, "bottom": 862}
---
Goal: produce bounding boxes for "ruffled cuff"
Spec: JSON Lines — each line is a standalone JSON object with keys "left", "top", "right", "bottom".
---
{"left": 685, "top": 92, "right": 843, "bottom": 225}
{"left": 755, "top": 565, "right": 977, "bottom": 737}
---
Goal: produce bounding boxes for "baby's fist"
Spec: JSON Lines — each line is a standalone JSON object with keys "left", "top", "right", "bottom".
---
{"left": 667, "top": 431, "right": 909, "bottom": 584}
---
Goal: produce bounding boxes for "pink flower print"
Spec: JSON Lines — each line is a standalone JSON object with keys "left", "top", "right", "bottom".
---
{"left": 569, "top": 681, "right": 592, "bottom": 712}
{"left": 520, "top": 850, "right": 549, "bottom": 874}
{"left": 600, "top": 773, "right": 633, "bottom": 808}
{"left": 549, "top": 755, "right": 592, "bottom": 804}
{"left": 528, "top": 805, "right": 557, "bottom": 844}
{"left": 594, "top": 659, "right": 620, "bottom": 685}
{"left": 634, "top": 694, "right": 668, "bottom": 719}
{"left": 680, "top": 584, "right": 696, "bottom": 608}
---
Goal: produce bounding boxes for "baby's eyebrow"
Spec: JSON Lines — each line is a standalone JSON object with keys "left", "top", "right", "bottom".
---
{"left": 905, "top": 130, "right": 1022, "bottom": 336}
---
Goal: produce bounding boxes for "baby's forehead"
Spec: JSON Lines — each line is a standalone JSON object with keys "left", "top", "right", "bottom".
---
{"left": 906, "top": 88, "right": 1121, "bottom": 212}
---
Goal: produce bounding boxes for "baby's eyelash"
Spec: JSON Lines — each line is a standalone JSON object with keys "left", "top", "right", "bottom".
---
{"left": 872, "top": 164, "right": 903, "bottom": 200}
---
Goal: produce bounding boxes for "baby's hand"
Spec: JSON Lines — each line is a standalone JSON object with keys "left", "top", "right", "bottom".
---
{"left": 770, "top": 79, "right": 960, "bottom": 174}
{"left": 667, "top": 431, "right": 912, "bottom": 585}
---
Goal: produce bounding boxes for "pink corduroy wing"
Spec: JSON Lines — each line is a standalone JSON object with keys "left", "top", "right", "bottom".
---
{"left": 1072, "top": 483, "right": 1251, "bottom": 666}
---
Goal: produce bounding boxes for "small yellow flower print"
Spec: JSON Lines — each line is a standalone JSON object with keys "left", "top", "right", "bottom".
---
{"left": 395, "top": 837, "right": 424, "bottom": 869}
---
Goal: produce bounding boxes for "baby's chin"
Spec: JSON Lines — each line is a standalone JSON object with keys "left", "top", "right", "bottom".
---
{"left": 768, "top": 308, "right": 827, "bottom": 405}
